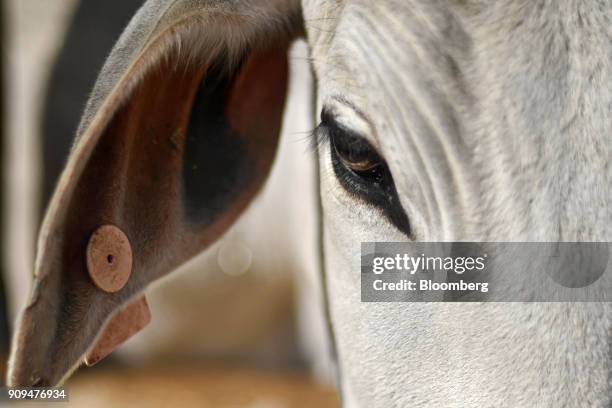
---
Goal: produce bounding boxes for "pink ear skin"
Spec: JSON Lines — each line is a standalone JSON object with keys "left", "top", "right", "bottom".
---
{"left": 84, "top": 296, "right": 151, "bottom": 366}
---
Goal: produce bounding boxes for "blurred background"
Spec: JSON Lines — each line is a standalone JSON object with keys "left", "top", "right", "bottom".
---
{"left": 0, "top": 0, "right": 338, "bottom": 406}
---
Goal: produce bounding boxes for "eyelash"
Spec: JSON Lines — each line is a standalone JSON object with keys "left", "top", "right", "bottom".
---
{"left": 309, "top": 122, "right": 331, "bottom": 151}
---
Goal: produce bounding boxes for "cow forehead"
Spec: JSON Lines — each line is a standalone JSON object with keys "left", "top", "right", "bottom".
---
{"left": 303, "top": 0, "right": 612, "bottom": 241}
{"left": 304, "top": 0, "right": 612, "bottom": 144}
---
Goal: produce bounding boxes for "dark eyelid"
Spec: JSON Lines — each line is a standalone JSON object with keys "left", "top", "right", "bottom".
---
{"left": 318, "top": 107, "right": 411, "bottom": 237}
{"left": 320, "top": 107, "right": 344, "bottom": 132}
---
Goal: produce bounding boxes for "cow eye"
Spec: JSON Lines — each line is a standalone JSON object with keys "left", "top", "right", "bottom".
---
{"left": 318, "top": 109, "right": 387, "bottom": 187}
{"left": 330, "top": 126, "right": 385, "bottom": 182}
{"left": 317, "top": 108, "right": 410, "bottom": 235}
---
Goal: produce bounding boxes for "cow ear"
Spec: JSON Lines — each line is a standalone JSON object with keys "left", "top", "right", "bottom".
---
{"left": 9, "top": 0, "right": 302, "bottom": 387}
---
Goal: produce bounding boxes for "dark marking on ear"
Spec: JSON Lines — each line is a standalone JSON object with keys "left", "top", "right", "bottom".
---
{"left": 182, "top": 62, "right": 254, "bottom": 226}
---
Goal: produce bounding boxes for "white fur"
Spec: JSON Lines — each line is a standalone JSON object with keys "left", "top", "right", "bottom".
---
{"left": 304, "top": 0, "right": 611, "bottom": 406}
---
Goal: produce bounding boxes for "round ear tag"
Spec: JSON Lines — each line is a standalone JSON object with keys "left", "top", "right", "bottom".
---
{"left": 86, "top": 225, "right": 133, "bottom": 293}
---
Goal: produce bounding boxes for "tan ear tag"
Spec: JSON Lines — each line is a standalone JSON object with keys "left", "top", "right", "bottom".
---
{"left": 86, "top": 225, "right": 133, "bottom": 293}
{"left": 84, "top": 225, "right": 151, "bottom": 366}
{"left": 84, "top": 296, "right": 151, "bottom": 366}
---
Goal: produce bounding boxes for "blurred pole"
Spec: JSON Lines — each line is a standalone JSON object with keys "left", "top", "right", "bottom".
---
{"left": 40, "top": 0, "right": 144, "bottom": 217}
{"left": 0, "top": 0, "right": 9, "bottom": 384}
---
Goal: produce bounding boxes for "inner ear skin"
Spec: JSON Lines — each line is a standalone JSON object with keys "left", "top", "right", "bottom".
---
{"left": 57, "top": 59, "right": 205, "bottom": 303}
{"left": 60, "top": 43, "right": 289, "bottom": 301}
{"left": 182, "top": 61, "right": 253, "bottom": 225}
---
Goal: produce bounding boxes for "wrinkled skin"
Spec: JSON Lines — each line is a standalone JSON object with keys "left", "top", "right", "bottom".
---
{"left": 306, "top": 1, "right": 611, "bottom": 406}
{"left": 9, "top": 1, "right": 612, "bottom": 407}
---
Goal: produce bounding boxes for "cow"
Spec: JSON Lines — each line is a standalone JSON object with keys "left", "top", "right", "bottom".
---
{"left": 8, "top": 1, "right": 612, "bottom": 406}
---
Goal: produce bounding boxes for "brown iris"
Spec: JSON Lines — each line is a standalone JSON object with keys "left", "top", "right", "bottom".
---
{"left": 330, "top": 129, "right": 383, "bottom": 176}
